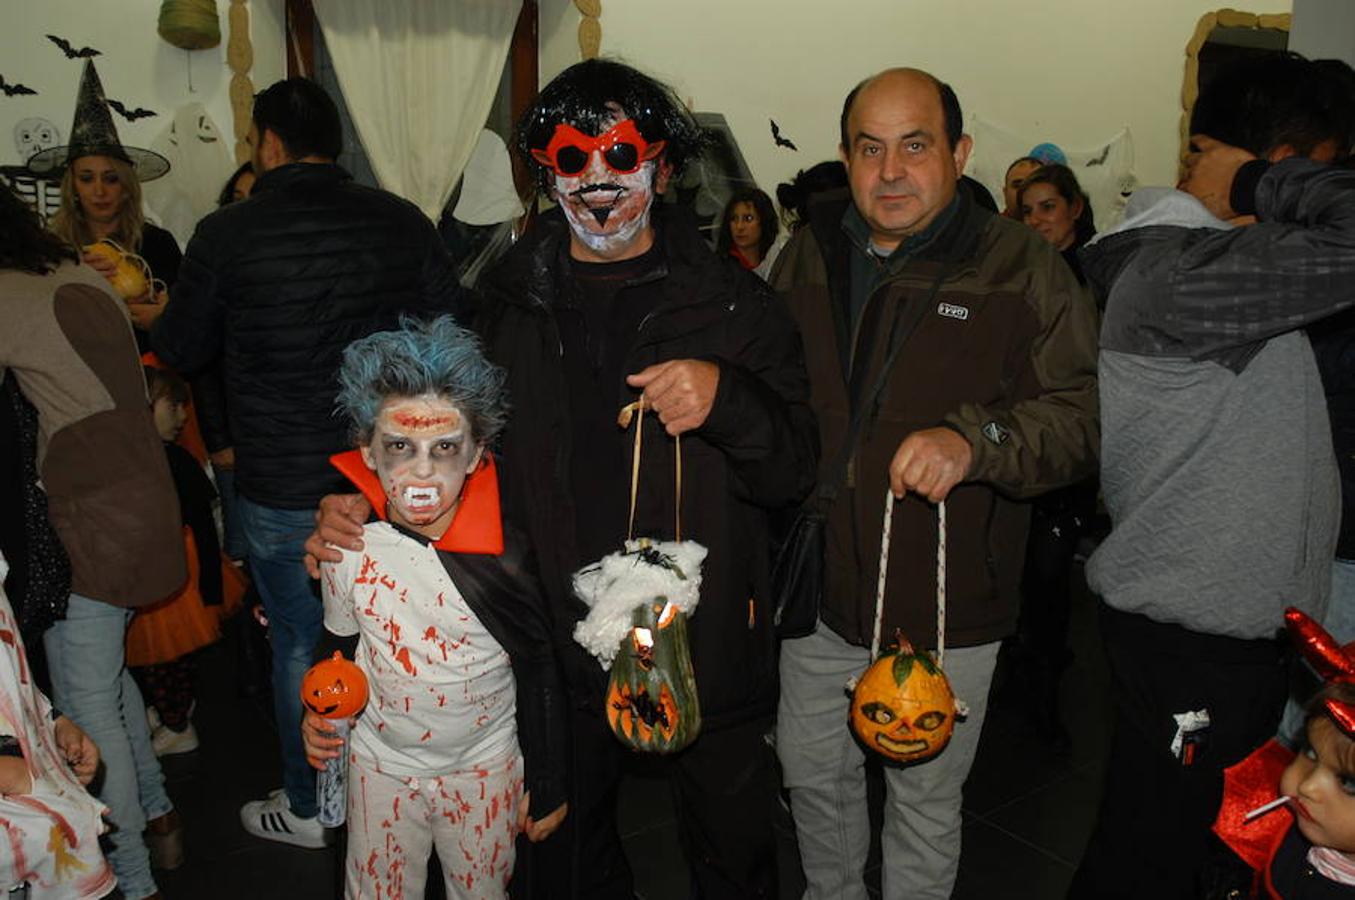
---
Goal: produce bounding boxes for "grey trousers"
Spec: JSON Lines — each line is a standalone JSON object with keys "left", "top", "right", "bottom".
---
{"left": 777, "top": 622, "right": 1000, "bottom": 900}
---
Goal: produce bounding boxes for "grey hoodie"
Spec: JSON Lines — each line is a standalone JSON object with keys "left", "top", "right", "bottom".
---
{"left": 1084, "top": 160, "right": 1355, "bottom": 639}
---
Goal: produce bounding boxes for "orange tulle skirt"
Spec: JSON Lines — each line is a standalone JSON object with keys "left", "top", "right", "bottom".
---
{"left": 126, "top": 526, "right": 247, "bottom": 666}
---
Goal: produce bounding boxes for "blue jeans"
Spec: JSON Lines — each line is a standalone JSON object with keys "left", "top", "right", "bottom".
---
{"left": 237, "top": 495, "right": 322, "bottom": 818}
{"left": 44, "top": 593, "right": 172, "bottom": 900}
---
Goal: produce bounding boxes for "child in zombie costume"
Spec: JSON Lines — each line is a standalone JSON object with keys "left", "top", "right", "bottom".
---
{"left": 0, "top": 553, "right": 115, "bottom": 900}
{"left": 1215, "top": 609, "right": 1355, "bottom": 898}
{"left": 309, "top": 60, "right": 816, "bottom": 900}
{"left": 302, "top": 316, "right": 567, "bottom": 900}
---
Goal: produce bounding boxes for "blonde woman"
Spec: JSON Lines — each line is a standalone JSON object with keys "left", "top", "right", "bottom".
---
{"left": 29, "top": 61, "right": 176, "bottom": 346}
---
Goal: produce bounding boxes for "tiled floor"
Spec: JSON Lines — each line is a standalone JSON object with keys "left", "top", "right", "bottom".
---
{"left": 153, "top": 569, "right": 1110, "bottom": 899}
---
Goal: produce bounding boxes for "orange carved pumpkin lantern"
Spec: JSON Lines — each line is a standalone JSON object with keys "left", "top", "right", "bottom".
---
{"left": 300, "top": 652, "right": 368, "bottom": 720}
{"left": 850, "top": 633, "right": 956, "bottom": 764}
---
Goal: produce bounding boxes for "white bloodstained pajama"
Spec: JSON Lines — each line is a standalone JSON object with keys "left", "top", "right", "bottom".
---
{"left": 322, "top": 521, "right": 523, "bottom": 900}
{"left": 345, "top": 751, "right": 521, "bottom": 899}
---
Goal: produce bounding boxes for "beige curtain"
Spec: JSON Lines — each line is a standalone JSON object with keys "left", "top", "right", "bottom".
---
{"left": 314, "top": 0, "right": 522, "bottom": 221}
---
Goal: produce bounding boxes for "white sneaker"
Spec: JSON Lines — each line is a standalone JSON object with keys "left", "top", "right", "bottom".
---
{"left": 239, "top": 791, "right": 327, "bottom": 849}
{"left": 151, "top": 722, "right": 199, "bottom": 756}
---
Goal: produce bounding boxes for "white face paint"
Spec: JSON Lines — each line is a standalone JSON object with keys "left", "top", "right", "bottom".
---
{"left": 549, "top": 105, "right": 663, "bottom": 261}
{"left": 360, "top": 393, "right": 484, "bottom": 540}
{"left": 555, "top": 158, "right": 658, "bottom": 258}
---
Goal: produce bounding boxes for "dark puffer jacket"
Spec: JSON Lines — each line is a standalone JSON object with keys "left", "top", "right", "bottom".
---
{"left": 151, "top": 163, "right": 461, "bottom": 508}
{"left": 474, "top": 205, "right": 818, "bottom": 731}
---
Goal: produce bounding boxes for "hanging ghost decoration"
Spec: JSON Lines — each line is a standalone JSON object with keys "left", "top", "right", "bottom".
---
{"left": 142, "top": 103, "right": 234, "bottom": 248}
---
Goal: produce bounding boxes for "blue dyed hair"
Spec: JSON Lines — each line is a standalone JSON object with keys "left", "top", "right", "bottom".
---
{"left": 336, "top": 316, "right": 509, "bottom": 447}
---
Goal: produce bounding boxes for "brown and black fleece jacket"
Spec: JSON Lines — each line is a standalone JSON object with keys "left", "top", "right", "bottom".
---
{"left": 0, "top": 261, "right": 185, "bottom": 609}
{"left": 772, "top": 187, "right": 1099, "bottom": 651}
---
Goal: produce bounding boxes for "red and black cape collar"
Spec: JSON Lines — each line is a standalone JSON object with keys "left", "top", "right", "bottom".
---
{"left": 328, "top": 449, "right": 504, "bottom": 555}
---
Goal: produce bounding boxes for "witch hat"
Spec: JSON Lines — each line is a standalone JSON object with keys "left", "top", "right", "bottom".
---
{"left": 26, "top": 59, "right": 169, "bottom": 182}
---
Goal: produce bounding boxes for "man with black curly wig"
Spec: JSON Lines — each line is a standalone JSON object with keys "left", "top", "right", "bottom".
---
{"left": 311, "top": 59, "right": 818, "bottom": 898}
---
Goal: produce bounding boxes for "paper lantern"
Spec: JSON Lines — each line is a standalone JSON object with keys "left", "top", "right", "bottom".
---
{"left": 158, "top": 0, "right": 221, "bottom": 51}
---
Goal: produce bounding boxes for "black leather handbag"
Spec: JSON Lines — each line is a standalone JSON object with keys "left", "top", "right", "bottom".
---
{"left": 770, "top": 254, "right": 956, "bottom": 639}
{"left": 771, "top": 507, "right": 827, "bottom": 638}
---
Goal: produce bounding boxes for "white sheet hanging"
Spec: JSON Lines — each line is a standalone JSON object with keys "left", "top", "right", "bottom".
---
{"left": 453, "top": 129, "right": 524, "bottom": 227}
{"left": 142, "top": 103, "right": 235, "bottom": 249}
{"left": 314, "top": 0, "right": 522, "bottom": 222}
{"left": 968, "top": 117, "right": 1137, "bottom": 228}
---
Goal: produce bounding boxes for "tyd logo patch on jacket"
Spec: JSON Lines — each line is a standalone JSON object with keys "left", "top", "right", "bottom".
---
{"left": 937, "top": 302, "right": 970, "bottom": 321}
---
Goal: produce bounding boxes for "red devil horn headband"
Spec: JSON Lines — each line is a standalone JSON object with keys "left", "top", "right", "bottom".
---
{"left": 1285, "top": 607, "right": 1355, "bottom": 682}
{"left": 1286, "top": 607, "right": 1355, "bottom": 739}
{"left": 1324, "top": 699, "right": 1355, "bottom": 737}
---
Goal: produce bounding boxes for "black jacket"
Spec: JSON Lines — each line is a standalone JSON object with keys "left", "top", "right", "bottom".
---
{"left": 440, "top": 535, "right": 568, "bottom": 819}
{"left": 150, "top": 163, "right": 462, "bottom": 508}
{"left": 1312, "top": 308, "right": 1355, "bottom": 560}
{"left": 474, "top": 205, "right": 818, "bottom": 730}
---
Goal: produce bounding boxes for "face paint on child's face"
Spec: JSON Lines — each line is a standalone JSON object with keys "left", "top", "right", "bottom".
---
{"left": 547, "top": 108, "right": 664, "bottom": 259}
{"left": 360, "top": 393, "right": 483, "bottom": 539}
{"left": 1280, "top": 717, "right": 1355, "bottom": 853}
{"left": 152, "top": 397, "right": 188, "bottom": 442}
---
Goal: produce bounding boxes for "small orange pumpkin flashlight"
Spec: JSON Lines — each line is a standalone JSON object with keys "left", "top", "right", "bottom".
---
{"left": 300, "top": 652, "right": 369, "bottom": 720}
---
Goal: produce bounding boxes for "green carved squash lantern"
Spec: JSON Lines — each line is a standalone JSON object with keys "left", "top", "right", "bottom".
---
{"left": 605, "top": 594, "right": 700, "bottom": 752}
{"left": 573, "top": 538, "right": 707, "bottom": 755}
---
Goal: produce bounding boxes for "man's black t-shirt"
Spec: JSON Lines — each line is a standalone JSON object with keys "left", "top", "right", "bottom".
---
{"left": 556, "top": 242, "right": 665, "bottom": 567}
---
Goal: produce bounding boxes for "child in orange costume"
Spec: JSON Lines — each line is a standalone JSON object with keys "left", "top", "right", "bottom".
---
{"left": 126, "top": 367, "right": 245, "bottom": 755}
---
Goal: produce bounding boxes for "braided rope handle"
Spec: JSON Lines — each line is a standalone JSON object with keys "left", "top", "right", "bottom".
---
{"left": 869, "top": 491, "right": 947, "bottom": 668}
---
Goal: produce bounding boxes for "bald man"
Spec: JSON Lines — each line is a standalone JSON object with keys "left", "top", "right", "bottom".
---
{"left": 770, "top": 68, "right": 1099, "bottom": 899}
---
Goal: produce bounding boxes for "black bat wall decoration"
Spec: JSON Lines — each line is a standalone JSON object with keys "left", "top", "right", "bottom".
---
{"left": 0, "top": 76, "right": 36, "bottom": 97}
{"left": 46, "top": 35, "right": 101, "bottom": 59}
{"left": 106, "top": 99, "right": 157, "bottom": 121}
{"left": 770, "top": 119, "right": 798, "bottom": 152}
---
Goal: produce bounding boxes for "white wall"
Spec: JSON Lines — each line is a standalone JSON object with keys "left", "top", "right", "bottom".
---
{"left": 2, "top": 0, "right": 286, "bottom": 169}
{"left": 1291, "top": 0, "right": 1355, "bottom": 65}
{"left": 540, "top": 0, "right": 1292, "bottom": 199}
